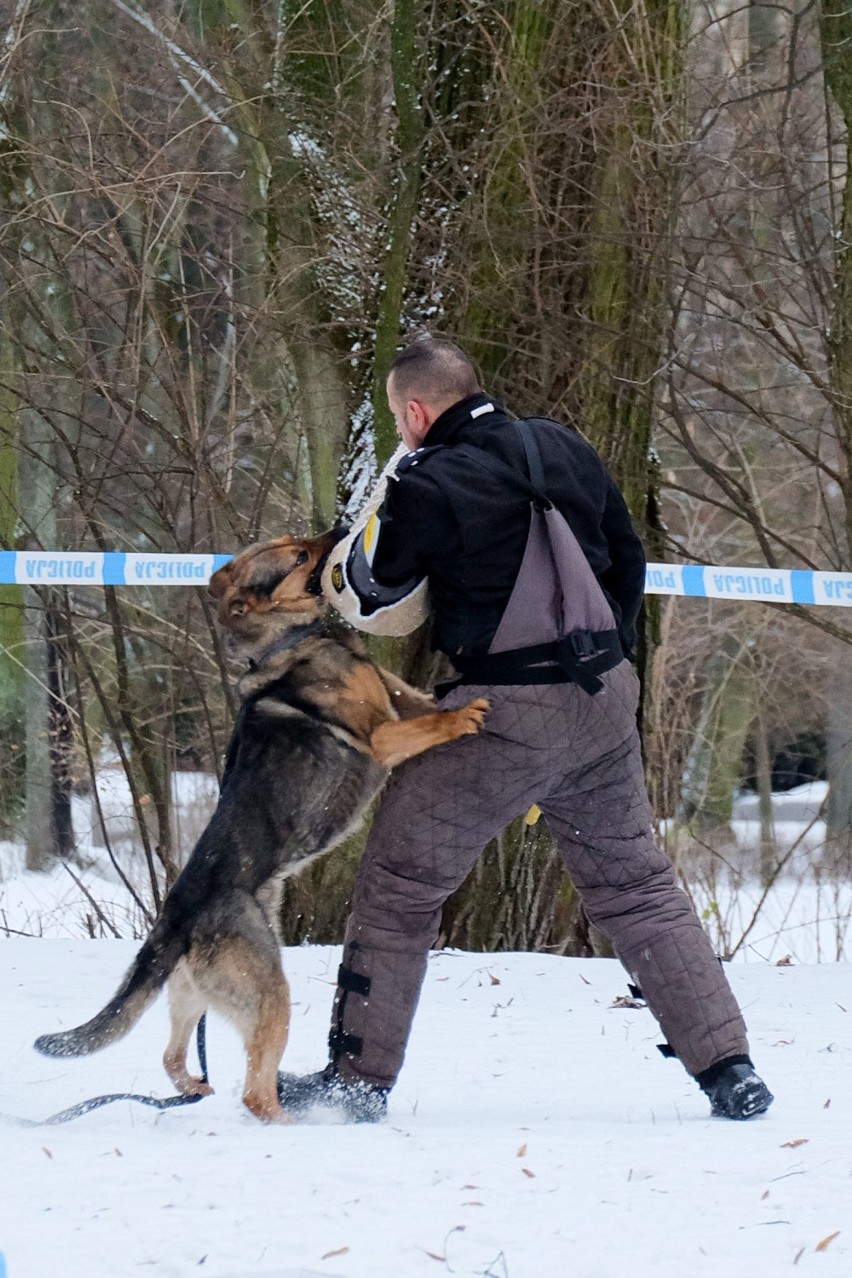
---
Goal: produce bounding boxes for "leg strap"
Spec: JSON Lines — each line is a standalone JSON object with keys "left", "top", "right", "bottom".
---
{"left": 329, "top": 943, "right": 369, "bottom": 1065}
{"left": 329, "top": 1028, "right": 364, "bottom": 1057}
{"left": 337, "top": 965, "right": 371, "bottom": 996}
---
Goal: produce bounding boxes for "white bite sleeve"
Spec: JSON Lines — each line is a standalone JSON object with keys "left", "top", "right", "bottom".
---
{"left": 321, "top": 445, "right": 429, "bottom": 636}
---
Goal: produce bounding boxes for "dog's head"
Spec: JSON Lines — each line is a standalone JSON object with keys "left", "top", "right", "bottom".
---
{"left": 208, "top": 528, "right": 346, "bottom": 656}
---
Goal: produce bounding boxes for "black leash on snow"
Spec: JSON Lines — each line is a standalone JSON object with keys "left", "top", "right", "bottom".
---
{"left": 4, "top": 1016, "right": 209, "bottom": 1128}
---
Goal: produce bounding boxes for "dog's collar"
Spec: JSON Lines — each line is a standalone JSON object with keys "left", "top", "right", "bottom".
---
{"left": 247, "top": 618, "right": 326, "bottom": 672}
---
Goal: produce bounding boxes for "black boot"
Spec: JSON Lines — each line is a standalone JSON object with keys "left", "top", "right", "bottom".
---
{"left": 696, "top": 1057, "right": 774, "bottom": 1120}
{"left": 277, "top": 1066, "right": 389, "bottom": 1124}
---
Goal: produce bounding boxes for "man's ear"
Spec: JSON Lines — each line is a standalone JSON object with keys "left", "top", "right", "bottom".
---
{"left": 408, "top": 399, "right": 431, "bottom": 445}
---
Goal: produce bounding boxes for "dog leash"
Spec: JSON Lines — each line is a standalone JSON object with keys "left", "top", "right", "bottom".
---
{"left": 3, "top": 1017, "right": 209, "bottom": 1128}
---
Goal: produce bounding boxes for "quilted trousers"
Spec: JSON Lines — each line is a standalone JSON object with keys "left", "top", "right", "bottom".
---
{"left": 329, "top": 660, "right": 749, "bottom": 1088}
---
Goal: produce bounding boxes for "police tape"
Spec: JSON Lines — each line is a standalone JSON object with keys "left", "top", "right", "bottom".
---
{"left": 644, "top": 563, "right": 852, "bottom": 606}
{"left": 0, "top": 551, "right": 233, "bottom": 586}
{"left": 1, "top": 551, "right": 851, "bottom": 606}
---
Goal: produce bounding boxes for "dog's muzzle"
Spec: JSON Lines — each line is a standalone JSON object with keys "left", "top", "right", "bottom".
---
{"left": 306, "top": 525, "right": 350, "bottom": 596}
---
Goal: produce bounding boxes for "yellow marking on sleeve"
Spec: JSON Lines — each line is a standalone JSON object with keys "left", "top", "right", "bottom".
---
{"left": 525, "top": 804, "right": 542, "bottom": 825}
{"left": 363, "top": 513, "right": 379, "bottom": 564}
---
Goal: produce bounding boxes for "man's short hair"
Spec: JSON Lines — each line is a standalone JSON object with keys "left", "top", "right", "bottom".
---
{"left": 387, "top": 338, "right": 481, "bottom": 407}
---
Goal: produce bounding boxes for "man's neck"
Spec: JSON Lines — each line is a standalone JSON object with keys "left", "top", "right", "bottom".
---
{"left": 423, "top": 392, "right": 506, "bottom": 447}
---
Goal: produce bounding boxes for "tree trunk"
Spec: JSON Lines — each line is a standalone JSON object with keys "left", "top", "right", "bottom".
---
{"left": 754, "top": 706, "right": 776, "bottom": 885}
{"left": 371, "top": 0, "right": 426, "bottom": 462}
{"left": 0, "top": 331, "right": 25, "bottom": 835}
{"left": 821, "top": 2, "right": 852, "bottom": 839}
{"left": 826, "top": 656, "right": 852, "bottom": 842}
{"left": 18, "top": 419, "right": 73, "bottom": 869}
{"left": 677, "top": 632, "right": 756, "bottom": 832}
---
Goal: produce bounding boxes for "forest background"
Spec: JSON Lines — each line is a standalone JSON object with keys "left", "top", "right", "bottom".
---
{"left": 1, "top": 0, "right": 851, "bottom": 956}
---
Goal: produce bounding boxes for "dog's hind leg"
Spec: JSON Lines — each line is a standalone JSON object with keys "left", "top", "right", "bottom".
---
{"left": 164, "top": 962, "right": 215, "bottom": 1097}
{"left": 240, "top": 973, "right": 291, "bottom": 1125}
{"left": 195, "top": 896, "right": 292, "bottom": 1123}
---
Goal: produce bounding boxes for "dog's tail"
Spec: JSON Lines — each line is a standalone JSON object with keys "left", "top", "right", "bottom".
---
{"left": 34, "top": 923, "right": 183, "bottom": 1058}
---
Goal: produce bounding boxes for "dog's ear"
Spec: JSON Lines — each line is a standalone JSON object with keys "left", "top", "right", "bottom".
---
{"left": 208, "top": 559, "right": 234, "bottom": 602}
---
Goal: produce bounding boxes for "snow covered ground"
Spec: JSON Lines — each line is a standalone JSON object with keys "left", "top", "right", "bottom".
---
{"left": 1, "top": 943, "right": 850, "bottom": 1278}
{"left": 1, "top": 776, "right": 850, "bottom": 1277}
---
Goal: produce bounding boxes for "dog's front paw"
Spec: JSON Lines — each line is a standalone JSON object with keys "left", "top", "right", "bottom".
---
{"left": 454, "top": 697, "right": 489, "bottom": 735}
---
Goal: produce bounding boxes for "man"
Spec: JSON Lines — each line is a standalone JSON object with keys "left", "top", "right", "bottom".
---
{"left": 278, "top": 337, "right": 773, "bottom": 1123}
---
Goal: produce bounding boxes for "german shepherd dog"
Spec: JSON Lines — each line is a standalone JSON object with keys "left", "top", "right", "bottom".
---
{"left": 34, "top": 530, "right": 488, "bottom": 1122}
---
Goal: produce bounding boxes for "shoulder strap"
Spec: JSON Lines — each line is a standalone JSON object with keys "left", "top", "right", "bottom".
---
{"left": 514, "top": 418, "right": 547, "bottom": 494}
{"left": 455, "top": 419, "right": 551, "bottom": 508}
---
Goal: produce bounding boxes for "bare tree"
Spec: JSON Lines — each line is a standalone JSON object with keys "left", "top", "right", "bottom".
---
{"left": 652, "top": 0, "right": 851, "bottom": 845}
{"left": 0, "top": 0, "right": 689, "bottom": 953}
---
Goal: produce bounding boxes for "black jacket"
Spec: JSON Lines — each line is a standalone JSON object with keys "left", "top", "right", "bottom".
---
{"left": 370, "top": 394, "right": 646, "bottom": 659}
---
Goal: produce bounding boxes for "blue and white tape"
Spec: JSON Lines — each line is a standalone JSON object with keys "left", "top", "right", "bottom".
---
{"left": 644, "top": 563, "right": 852, "bottom": 606}
{"left": 0, "top": 551, "right": 850, "bottom": 606}
{"left": 0, "top": 551, "right": 233, "bottom": 587}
